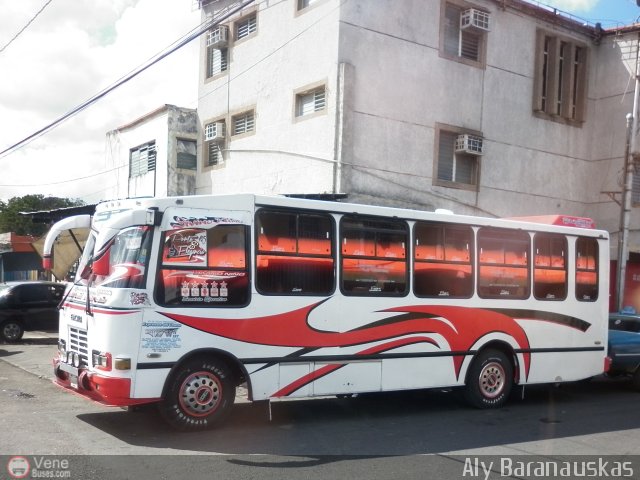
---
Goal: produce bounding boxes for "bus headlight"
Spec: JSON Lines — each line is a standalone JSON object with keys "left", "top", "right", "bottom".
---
{"left": 92, "top": 351, "right": 112, "bottom": 371}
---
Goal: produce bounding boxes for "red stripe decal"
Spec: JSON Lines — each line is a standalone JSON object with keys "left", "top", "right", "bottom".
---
{"left": 162, "top": 303, "right": 531, "bottom": 380}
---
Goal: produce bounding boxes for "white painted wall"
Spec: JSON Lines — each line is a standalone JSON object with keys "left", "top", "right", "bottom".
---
{"left": 194, "top": 0, "right": 638, "bottom": 257}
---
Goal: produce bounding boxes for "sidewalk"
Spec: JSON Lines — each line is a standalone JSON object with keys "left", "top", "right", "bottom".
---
{"left": 0, "top": 331, "right": 251, "bottom": 401}
{"left": 0, "top": 331, "right": 58, "bottom": 379}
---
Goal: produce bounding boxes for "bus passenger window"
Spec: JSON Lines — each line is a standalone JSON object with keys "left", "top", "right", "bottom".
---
{"left": 414, "top": 223, "right": 473, "bottom": 298}
{"left": 533, "top": 234, "right": 567, "bottom": 300}
{"left": 156, "top": 224, "right": 250, "bottom": 307}
{"left": 341, "top": 216, "right": 408, "bottom": 296}
{"left": 256, "top": 210, "right": 335, "bottom": 295}
{"left": 477, "top": 228, "right": 530, "bottom": 299}
{"left": 576, "top": 237, "right": 598, "bottom": 301}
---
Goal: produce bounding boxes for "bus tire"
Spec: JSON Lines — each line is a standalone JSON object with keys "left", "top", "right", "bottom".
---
{"left": 463, "top": 349, "right": 513, "bottom": 409}
{"left": 159, "top": 358, "right": 235, "bottom": 431}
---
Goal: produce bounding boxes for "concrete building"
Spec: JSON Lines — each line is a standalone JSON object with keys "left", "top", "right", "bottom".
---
{"left": 194, "top": 0, "right": 637, "bottom": 222}
{"left": 193, "top": 0, "right": 640, "bottom": 305}
{"left": 104, "top": 1, "right": 640, "bottom": 309}
{"left": 105, "top": 105, "right": 199, "bottom": 199}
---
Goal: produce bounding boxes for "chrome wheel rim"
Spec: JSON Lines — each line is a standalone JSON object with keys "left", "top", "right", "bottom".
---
{"left": 478, "top": 361, "right": 506, "bottom": 399}
{"left": 178, "top": 371, "right": 222, "bottom": 417}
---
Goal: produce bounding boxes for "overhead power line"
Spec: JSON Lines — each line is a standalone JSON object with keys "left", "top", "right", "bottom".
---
{"left": 0, "top": 0, "right": 55, "bottom": 54}
{"left": 0, "top": 0, "right": 255, "bottom": 160}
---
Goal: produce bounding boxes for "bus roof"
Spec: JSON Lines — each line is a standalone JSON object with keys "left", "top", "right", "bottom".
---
{"left": 505, "top": 215, "right": 596, "bottom": 229}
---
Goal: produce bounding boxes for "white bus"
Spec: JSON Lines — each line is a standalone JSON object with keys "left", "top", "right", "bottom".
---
{"left": 44, "top": 194, "right": 609, "bottom": 430}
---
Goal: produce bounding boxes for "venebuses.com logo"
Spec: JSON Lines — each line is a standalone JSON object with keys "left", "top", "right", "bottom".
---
{"left": 6, "top": 456, "right": 71, "bottom": 479}
{"left": 7, "top": 457, "right": 30, "bottom": 479}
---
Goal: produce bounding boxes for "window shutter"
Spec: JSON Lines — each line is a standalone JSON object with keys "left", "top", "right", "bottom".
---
{"left": 234, "top": 112, "right": 255, "bottom": 135}
{"left": 237, "top": 15, "right": 256, "bottom": 39}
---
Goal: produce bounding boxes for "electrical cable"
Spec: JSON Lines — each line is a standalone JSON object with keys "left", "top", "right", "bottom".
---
{"left": 0, "top": 0, "right": 255, "bottom": 160}
{"left": 0, "top": 0, "right": 55, "bottom": 54}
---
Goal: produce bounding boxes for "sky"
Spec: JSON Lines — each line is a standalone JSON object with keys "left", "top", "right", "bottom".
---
{"left": 0, "top": 0, "right": 639, "bottom": 205}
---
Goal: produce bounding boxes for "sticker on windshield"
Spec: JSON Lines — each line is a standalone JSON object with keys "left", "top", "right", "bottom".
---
{"left": 162, "top": 229, "right": 207, "bottom": 266}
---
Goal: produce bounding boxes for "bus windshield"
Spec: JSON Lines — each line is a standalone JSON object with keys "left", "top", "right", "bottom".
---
{"left": 83, "top": 226, "right": 152, "bottom": 289}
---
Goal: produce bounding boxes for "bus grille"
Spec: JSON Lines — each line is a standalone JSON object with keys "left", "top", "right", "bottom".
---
{"left": 68, "top": 327, "right": 89, "bottom": 365}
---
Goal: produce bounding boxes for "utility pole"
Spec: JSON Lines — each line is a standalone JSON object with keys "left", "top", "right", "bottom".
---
{"left": 617, "top": 113, "right": 634, "bottom": 312}
{"left": 617, "top": 30, "right": 640, "bottom": 312}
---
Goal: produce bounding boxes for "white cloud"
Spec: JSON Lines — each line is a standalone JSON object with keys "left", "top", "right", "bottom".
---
{"left": 541, "top": 0, "right": 599, "bottom": 13}
{"left": 0, "top": 0, "right": 200, "bottom": 203}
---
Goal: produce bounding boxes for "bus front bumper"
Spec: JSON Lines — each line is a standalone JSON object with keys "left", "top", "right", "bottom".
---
{"left": 53, "top": 358, "right": 158, "bottom": 407}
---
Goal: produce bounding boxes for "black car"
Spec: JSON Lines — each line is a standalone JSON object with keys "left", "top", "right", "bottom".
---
{"left": 0, "top": 281, "right": 66, "bottom": 342}
{"left": 608, "top": 313, "right": 640, "bottom": 390}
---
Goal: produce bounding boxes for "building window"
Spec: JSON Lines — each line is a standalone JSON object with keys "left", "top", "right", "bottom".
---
{"left": 297, "top": 0, "right": 322, "bottom": 11}
{"left": 207, "top": 46, "right": 228, "bottom": 78}
{"left": 434, "top": 126, "right": 480, "bottom": 189}
{"left": 533, "top": 30, "right": 587, "bottom": 124}
{"left": 440, "top": 2, "right": 487, "bottom": 66}
{"left": 176, "top": 139, "right": 197, "bottom": 170}
{"left": 129, "top": 141, "right": 156, "bottom": 178}
{"left": 295, "top": 85, "right": 326, "bottom": 118}
{"left": 204, "top": 121, "right": 225, "bottom": 167}
{"left": 232, "top": 110, "right": 255, "bottom": 136}
{"left": 236, "top": 13, "right": 257, "bottom": 40}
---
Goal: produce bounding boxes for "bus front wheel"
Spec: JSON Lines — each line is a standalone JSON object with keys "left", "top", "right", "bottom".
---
{"left": 463, "top": 349, "right": 513, "bottom": 409}
{"left": 159, "top": 358, "right": 235, "bottom": 431}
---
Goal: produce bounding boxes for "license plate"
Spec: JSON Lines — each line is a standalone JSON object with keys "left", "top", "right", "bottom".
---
{"left": 70, "top": 374, "right": 78, "bottom": 389}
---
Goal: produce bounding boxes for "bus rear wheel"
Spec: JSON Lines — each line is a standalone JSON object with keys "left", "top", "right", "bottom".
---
{"left": 159, "top": 358, "right": 235, "bottom": 431}
{"left": 464, "top": 349, "right": 513, "bottom": 409}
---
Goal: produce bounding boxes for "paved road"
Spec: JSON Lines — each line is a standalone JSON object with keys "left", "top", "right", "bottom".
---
{"left": 2, "top": 332, "right": 640, "bottom": 479}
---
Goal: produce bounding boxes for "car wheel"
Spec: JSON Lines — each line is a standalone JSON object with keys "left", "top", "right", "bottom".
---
{"left": 1, "top": 319, "right": 24, "bottom": 342}
{"left": 159, "top": 357, "right": 235, "bottom": 431}
{"left": 463, "top": 349, "right": 514, "bottom": 409}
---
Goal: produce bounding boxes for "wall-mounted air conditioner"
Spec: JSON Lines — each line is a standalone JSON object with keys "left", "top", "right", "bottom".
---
{"left": 206, "top": 25, "right": 229, "bottom": 48}
{"left": 205, "top": 122, "right": 225, "bottom": 142}
{"left": 460, "top": 9, "right": 490, "bottom": 32}
{"left": 455, "top": 134, "right": 483, "bottom": 155}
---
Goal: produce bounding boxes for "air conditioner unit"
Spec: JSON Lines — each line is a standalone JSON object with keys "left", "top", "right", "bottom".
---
{"left": 206, "top": 25, "right": 229, "bottom": 48}
{"left": 455, "top": 134, "right": 483, "bottom": 155}
{"left": 205, "top": 122, "right": 225, "bottom": 142}
{"left": 460, "top": 9, "right": 490, "bottom": 32}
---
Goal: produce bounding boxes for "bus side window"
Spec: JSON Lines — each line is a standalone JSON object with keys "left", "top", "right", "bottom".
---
{"left": 256, "top": 210, "right": 335, "bottom": 295}
{"left": 576, "top": 237, "right": 598, "bottom": 301}
{"left": 341, "top": 216, "right": 408, "bottom": 296}
{"left": 414, "top": 223, "right": 473, "bottom": 298}
{"left": 477, "top": 228, "right": 530, "bottom": 299}
{"left": 533, "top": 234, "right": 567, "bottom": 301}
{"left": 156, "top": 225, "right": 250, "bottom": 307}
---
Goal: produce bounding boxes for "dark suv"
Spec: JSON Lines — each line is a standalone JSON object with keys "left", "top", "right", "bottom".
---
{"left": 0, "top": 281, "right": 66, "bottom": 342}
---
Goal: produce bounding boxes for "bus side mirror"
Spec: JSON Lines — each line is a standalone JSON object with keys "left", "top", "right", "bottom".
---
{"left": 92, "top": 251, "right": 111, "bottom": 276}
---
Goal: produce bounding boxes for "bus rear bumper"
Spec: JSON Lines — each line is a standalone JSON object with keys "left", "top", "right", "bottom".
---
{"left": 53, "top": 358, "right": 159, "bottom": 407}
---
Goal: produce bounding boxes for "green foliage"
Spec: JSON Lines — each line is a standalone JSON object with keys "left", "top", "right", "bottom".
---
{"left": 0, "top": 194, "right": 84, "bottom": 237}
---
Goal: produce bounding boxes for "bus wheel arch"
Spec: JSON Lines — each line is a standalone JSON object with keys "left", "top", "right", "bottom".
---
{"left": 159, "top": 350, "right": 245, "bottom": 431}
{"left": 463, "top": 342, "right": 516, "bottom": 409}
